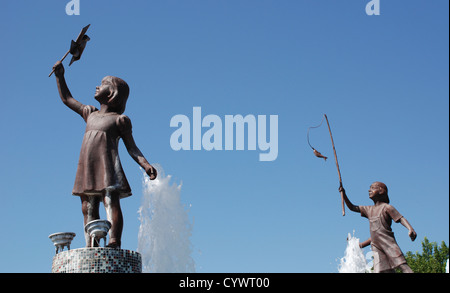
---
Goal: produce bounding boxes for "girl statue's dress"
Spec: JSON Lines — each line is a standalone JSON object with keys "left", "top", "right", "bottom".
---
{"left": 72, "top": 105, "right": 133, "bottom": 198}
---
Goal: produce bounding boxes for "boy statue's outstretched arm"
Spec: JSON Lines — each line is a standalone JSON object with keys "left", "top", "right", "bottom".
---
{"left": 339, "top": 186, "right": 360, "bottom": 213}
{"left": 53, "top": 61, "right": 83, "bottom": 116}
{"left": 399, "top": 217, "right": 417, "bottom": 241}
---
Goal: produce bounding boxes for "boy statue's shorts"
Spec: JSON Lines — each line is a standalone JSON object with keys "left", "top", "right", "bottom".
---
{"left": 372, "top": 245, "right": 407, "bottom": 273}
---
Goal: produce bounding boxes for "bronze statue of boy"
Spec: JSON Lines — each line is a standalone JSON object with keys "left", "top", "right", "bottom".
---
{"left": 340, "top": 182, "right": 417, "bottom": 273}
{"left": 53, "top": 61, "right": 157, "bottom": 248}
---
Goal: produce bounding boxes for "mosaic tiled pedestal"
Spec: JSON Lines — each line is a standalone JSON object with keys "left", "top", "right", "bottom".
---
{"left": 51, "top": 247, "right": 142, "bottom": 273}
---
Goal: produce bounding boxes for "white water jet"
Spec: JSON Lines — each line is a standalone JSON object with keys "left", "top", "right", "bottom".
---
{"left": 338, "top": 231, "right": 370, "bottom": 273}
{"left": 137, "top": 164, "right": 195, "bottom": 273}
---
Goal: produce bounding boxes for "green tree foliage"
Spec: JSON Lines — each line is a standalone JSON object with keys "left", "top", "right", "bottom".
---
{"left": 404, "top": 237, "right": 448, "bottom": 273}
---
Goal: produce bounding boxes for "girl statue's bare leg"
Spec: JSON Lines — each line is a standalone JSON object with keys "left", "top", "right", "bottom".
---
{"left": 103, "top": 191, "right": 123, "bottom": 248}
{"left": 80, "top": 195, "right": 101, "bottom": 247}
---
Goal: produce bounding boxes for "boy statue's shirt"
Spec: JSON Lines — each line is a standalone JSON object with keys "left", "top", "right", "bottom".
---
{"left": 359, "top": 203, "right": 407, "bottom": 270}
{"left": 360, "top": 203, "right": 403, "bottom": 232}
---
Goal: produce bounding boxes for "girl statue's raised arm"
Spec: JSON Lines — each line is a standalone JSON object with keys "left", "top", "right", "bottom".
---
{"left": 53, "top": 61, "right": 84, "bottom": 116}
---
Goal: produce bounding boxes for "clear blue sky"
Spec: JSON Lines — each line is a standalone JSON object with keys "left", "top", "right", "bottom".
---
{"left": 0, "top": 0, "right": 448, "bottom": 273}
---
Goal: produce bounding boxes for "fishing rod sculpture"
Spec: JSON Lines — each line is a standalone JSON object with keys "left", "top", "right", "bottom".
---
{"left": 307, "top": 114, "right": 345, "bottom": 216}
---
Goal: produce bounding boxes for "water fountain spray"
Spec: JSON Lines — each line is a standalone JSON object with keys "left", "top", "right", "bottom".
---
{"left": 137, "top": 165, "right": 195, "bottom": 273}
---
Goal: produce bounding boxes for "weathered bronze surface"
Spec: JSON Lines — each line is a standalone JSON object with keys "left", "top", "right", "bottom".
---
{"left": 340, "top": 182, "right": 417, "bottom": 273}
{"left": 52, "top": 61, "right": 157, "bottom": 248}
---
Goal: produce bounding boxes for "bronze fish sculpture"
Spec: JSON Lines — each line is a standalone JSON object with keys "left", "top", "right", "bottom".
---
{"left": 313, "top": 148, "right": 327, "bottom": 161}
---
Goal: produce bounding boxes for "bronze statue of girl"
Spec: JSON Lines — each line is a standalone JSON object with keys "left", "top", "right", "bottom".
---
{"left": 53, "top": 61, "right": 157, "bottom": 248}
